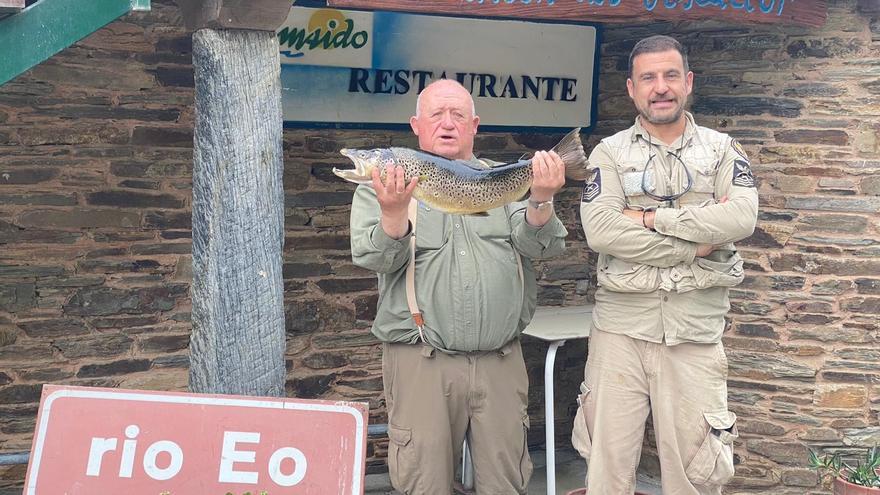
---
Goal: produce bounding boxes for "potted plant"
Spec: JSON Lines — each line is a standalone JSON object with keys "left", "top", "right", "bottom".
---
{"left": 809, "top": 446, "right": 880, "bottom": 494}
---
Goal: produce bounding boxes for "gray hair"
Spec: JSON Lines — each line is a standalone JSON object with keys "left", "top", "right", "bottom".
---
{"left": 628, "top": 35, "right": 689, "bottom": 78}
{"left": 415, "top": 79, "right": 476, "bottom": 118}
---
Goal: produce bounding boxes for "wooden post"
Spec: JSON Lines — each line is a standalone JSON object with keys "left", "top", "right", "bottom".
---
{"left": 179, "top": 0, "right": 292, "bottom": 397}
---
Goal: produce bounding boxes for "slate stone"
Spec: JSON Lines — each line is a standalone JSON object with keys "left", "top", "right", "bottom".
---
{"left": 153, "top": 354, "right": 190, "bottom": 368}
{"left": 692, "top": 97, "right": 802, "bottom": 118}
{"left": 354, "top": 293, "right": 379, "bottom": 321}
{"left": 855, "top": 278, "right": 880, "bottom": 295}
{"left": 746, "top": 440, "right": 809, "bottom": 465}
{"left": 16, "top": 319, "right": 89, "bottom": 338}
{"left": 780, "top": 469, "right": 819, "bottom": 487}
{"left": 0, "top": 168, "right": 59, "bottom": 184}
{"left": 130, "top": 127, "right": 192, "bottom": 147}
{"left": 152, "top": 66, "right": 195, "bottom": 87}
{"left": 786, "top": 196, "right": 880, "bottom": 213}
{"left": 775, "top": 129, "right": 850, "bottom": 146}
{"left": 77, "top": 359, "right": 152, "bottom": 378}
{"left": 0, "top": 283, "right": 35, "bottom": 312}
{"left": 544, "top": 264, "right": 591, "bottom": 281}
{"left": 782, "top": 83, "right": 846, "bottom": 98}
{"left": 283, "top": 262, "right": 332, "bottom": 279}
{"left": 144, "top": 211, "right": 191, "bottom": 229}
{"left": 302, "top": 352, "right": 349, "bottom": 370}
{"left": 0, "top": 384, "right": 43, "bottom": 404}
{"left": 842, "top": 297, "right": 880, "bottom": 314}
{"left": 0, "top": 194, "right": 77, "bottom": 206}
{"left": 736, "top": 323, "right": 778, "bottom": 339}
{"left": 316, "top": 278, "right": 377, "bottom": 294}
{"left": 55, "top": 334, "right": 133, "bottom": 359}
{"left": 728, "top": 351, "right": 817, "bottom": 380}
{"left": 286, "top": 191, "right": 355, "bottom": 208}
{"left": 140, "top": 334, "right": 190, "bottom": 353}
{"left": 286, "top": 373, "right": 336, "bottom": 399}
{"left": 17, "top": 209, "right": 141, "bottom": 228}
{"left": 87, "top": 190, "right": 184, "bottom": 209}
{"left": 64, "top": 288, "right": 140, "bottom": 316}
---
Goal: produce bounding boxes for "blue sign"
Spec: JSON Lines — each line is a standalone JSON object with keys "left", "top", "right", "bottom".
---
{"left": 277, "top": 7, "right": 600, "bottom": 132}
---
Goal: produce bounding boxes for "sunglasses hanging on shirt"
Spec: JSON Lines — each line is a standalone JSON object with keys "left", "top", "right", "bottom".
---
{"left": 640, "top": 132, "right": 693, "bottom": 204}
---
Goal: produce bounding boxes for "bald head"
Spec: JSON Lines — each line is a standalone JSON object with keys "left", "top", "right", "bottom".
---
{"left": 416, "top": 79, "right": 476, "bottom": 118}
{"left": 410, "top": 79, "right": 480, "bottom": 160}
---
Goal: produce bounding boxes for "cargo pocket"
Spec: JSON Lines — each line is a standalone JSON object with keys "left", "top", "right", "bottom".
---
{"left": 685, "top": 411, "right": 738, "bottom": 486}
{"left": 519, "top": 415, "right": 534, "bottom": 491}
{"left": 597, "top": 255, "right": 660, "bottom": 293}
{"left": 388, "top": 425, "right": 414, "bottom": 492}
{"left": 571, "top": 382, "right": 593, "bottom": 461}
{"left": 691, "top": 251, "right": 744, "bottom": 290}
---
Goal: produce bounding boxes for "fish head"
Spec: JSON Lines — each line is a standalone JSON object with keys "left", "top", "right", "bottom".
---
{"left": 334, "top": 148, "right": 390, "bottom": 185}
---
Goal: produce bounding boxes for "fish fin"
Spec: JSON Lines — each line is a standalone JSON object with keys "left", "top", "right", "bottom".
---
{"left": 518, "top": 152, "right": 530, "bottom": 161}
{"left": 551, "top": 127, "right": 589, "bottom": 181}
{"left": 465, "top": 211, "right": 490, "bottom": 217}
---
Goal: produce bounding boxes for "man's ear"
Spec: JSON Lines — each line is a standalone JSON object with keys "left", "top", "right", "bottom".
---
{"left": 410, "top": 116, "right": 420, "bottom": 136}
{"left": 685, "top": 71, "right": 694, "bottom": 97}
{"left": 626, "top": 78, "right": 634, "bottom": 99}
{"left": 472, "top": 116, "right": 480, "bottom": 134}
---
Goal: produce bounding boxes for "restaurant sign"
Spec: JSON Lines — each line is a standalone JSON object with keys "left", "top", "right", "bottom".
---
{"left": 328, "top": 0, "right": 827, "bottom": 28}
{"left": 277, "top": 7, "right": 599, "bottom": 132}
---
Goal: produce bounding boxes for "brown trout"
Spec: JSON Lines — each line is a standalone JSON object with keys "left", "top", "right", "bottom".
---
{"left": 333, "top": 127, "right": 588, "bottom": 215}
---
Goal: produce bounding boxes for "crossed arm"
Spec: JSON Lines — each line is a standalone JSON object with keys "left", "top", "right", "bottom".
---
{"left": 581, "top": 141, "right": 758, "bottom": 268}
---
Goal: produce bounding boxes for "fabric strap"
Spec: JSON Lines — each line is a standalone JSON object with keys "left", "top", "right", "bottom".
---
{"left": 405, "top": 199, "right": 426, "bottom": 343}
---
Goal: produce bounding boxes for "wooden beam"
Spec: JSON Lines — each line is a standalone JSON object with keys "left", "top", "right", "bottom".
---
{"left": 327, "top": 0, "right": 827, "bottom": 28}
{"left": 0, "top": 0, "right": 151, "bottom": 87}
{"left": 0, "top": 0, "right": 24, "bottom": 14}
{"left": 175, "top": 0, "right": 293, "bottom": 31}
{"left": 188, "top": 29, "right": 287, "bottom": 397}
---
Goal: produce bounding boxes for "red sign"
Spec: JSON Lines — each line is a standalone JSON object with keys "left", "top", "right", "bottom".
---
{"left": 25, "top": 385, "right": 368, "bottom": 494}
{"left": 327, "top": 0, "right": 827, "bottom": 28}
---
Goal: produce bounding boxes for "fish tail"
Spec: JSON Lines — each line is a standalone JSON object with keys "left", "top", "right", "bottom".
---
{"left": 551, "top": 127, "right": 589, "bottom": 181}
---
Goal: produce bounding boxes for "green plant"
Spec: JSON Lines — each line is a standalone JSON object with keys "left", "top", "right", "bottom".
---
{"left": 809, "top": 447, "right": 880, "bottom": 488}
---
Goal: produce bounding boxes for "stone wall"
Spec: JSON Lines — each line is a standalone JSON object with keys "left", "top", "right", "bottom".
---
{"left": 1, "top": 0, "right": 879, "bottom": 492}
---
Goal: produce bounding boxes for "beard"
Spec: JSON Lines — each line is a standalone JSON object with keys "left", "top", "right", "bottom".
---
{"left": 636, "top": 98, "right": 686, "bottom": 125}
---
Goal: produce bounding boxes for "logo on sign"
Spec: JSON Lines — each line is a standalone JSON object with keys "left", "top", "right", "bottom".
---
{"left": 277, "top": 9, "right": 368, "bottom": 59}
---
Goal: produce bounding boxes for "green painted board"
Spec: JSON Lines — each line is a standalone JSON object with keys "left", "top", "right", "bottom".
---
{"left": 0, "top": 0, "right": 151, "bottom": 86}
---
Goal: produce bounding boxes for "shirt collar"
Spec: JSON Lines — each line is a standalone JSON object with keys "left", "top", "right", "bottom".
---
{"left": 631, "top": 111, "right": 696, "bottom": 150}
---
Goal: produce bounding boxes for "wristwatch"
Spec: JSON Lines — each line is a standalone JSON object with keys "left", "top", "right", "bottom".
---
{"left": 528, "top": 198, "right": 554, "bottom": 211}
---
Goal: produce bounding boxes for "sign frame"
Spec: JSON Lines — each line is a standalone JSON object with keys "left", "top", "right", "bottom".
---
{"left": 326, "top": 0, "right": 827, "bottom": 28}
{"left": 25, "top": 385, "right": 369, "bottom": 495}
{"left": 279, "top": 6, "right": 603, "bottom": 134}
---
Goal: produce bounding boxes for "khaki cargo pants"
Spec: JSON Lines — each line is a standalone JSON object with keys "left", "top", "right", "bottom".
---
{"left": 571, "top": 328, "right": 737, "bottom": 495}
{"left": 383, "top": 340, "right": 532, "bottom": 495}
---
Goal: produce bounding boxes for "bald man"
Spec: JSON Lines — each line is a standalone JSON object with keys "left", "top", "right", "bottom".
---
{"left": 349, "top": 79, "right": 569, "bottom": 494}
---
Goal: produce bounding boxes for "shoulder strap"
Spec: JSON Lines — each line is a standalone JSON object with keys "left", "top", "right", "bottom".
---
{"left": 405, "top": 199, "right": 427, "bottom": 343}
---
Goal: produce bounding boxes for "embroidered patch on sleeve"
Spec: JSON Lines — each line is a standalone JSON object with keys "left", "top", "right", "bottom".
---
{"left": 731, "top": 139, "right": 749, "bottom": 161}
{"left": 582, "top": 168, "right": 602, "bottom": 203}
{"left": 732, "top": 159, "right": 756, "bottom": 188}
